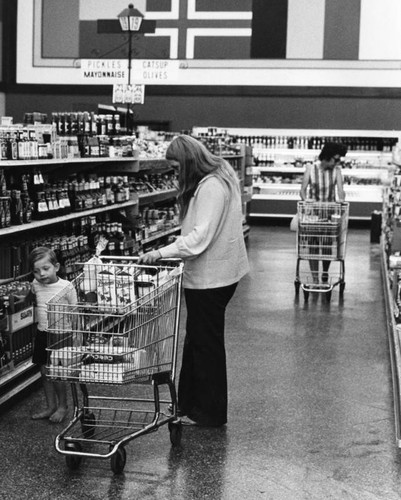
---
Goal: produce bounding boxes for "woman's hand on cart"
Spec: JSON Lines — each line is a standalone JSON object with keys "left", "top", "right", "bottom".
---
{"left": 137, "top": 250, "right": 162, "bottom": 264}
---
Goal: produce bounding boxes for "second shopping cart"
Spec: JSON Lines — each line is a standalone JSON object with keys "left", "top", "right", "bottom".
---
{"left": 294, "top": 201, "right": 349, "bottom": 302}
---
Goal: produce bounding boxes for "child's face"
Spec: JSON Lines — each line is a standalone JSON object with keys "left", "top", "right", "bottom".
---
{"left": 32, "top": 256, "right": 60, "bottom": 285}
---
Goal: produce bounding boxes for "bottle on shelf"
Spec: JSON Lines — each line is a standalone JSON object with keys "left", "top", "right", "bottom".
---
{"left": 10, "top": 190, "right": 23, "bottom": 225}
{"left": 21, "top": 192, "right": 33, "bottom": 223}
{"left": 0, "top": 169, "right": 7, "bottom": 195}
{"left": 34, "top": 191, "right": 49, "bottom": 220}
{"left": 2, "top": 193, "right": 11, "bottom": 227}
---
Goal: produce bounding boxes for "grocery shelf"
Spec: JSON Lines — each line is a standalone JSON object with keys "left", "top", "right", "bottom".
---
{"left": 254, "top": 166, "right": 390, "bottom": 175}
{"left": 0, "top": 144, "right": 250, "bottom": 407}
{"left": 253, "top": 183, "right": 382, "bottom": 199}
{"left": 0, "top": 156, "right": 139, "bottom": 168}
{"left": 0, "top": 198, "right": 139, "bottom": 237}
{"left": 0, "top": 359, "right": 40, "bottom": 406}
{"left": 0, "top": 156, "right": 171, "bottom": 173}
{"left": 212, "top": 127, "right": 401, "bottom": 139}
{"left": 381, "top": 240, "right": 401, "bottom": 448}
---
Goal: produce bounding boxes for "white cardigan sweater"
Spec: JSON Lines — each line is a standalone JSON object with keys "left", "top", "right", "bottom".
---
{"left": 159, "top": 174, "right": 249, "bottom": 289}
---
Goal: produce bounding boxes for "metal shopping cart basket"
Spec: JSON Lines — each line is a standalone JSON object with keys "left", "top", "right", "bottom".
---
{"left": 45, "top": 256, "right": 183, "bottom": 474}
{"left": 294, "top": 201, "right": 349, "bottom": 302}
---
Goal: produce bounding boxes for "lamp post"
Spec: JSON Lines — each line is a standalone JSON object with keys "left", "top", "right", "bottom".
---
{"left": 118, "top": 4, "right": 144, "bottom": 131}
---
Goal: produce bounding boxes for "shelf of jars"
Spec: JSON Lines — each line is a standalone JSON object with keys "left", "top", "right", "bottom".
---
{"left": 0, "top": 154, "right": 178, "bottom": 234}
{"left": 192, "top": 127, "right": 401, "bottom": 150}
{"left": 0, "top": 157, "right": 169, "bottom": 177}
{"left": 379, "top": 166, "right": 401, "bottom": 447}
{"left": 0, "top": 198, "right": 139, "bottom": 237}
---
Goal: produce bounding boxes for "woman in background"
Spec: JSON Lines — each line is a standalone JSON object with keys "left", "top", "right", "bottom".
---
{"left": 300, "top": 142, "right": 347, "bottom": 283}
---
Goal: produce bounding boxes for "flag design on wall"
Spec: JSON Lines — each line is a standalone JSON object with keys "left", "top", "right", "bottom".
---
{"left": 40, "top": 0, "right": 401, "bottom": 62}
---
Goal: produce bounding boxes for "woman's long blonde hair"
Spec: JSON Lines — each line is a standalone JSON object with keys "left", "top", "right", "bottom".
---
{"left": 166, "top": 135, "right": 239, "bottom": 218}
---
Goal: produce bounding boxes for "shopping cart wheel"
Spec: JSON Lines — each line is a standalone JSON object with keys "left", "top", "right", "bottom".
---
{"left": 303, "top": 290, "right": 309, "bottom": 301}
{"left": 294, "top": 281, "right": 300, "bottom": 295}
{"left": 111, "top": 446, "right": 126, "bottom": 474}
{"left": 65, "top": 442, "right": 82, "bottom": 470}
{"left": 168, "top": 420, "right": 183, "bottom": 447}
{"left": 81, "top": 411, "right": 96, "bottom": 439}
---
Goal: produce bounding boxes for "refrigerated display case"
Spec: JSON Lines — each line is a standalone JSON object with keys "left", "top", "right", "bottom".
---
{"left": 193, "top": 127, "right": 401, "bottom": 221}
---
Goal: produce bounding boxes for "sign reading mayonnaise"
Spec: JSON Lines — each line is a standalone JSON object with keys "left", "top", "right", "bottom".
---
{"left": 81, "top": 59, "right": 128, "bottom": 82}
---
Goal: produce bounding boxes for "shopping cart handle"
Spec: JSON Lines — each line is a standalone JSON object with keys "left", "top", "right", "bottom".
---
{"left": 99, "top": 255, "right": 183, "bottom": 268}
{"left": 99, "top": 255, "right": 181, "bottom": 262}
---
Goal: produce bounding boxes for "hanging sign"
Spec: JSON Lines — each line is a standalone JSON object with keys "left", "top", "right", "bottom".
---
{"left": 113, "top": 84, "right": 145, "bottom": 104}
{"left": 81, "top": 59, "right": 179, "bottom": 84}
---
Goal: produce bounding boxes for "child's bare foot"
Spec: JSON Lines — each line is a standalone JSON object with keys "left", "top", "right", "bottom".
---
{"left": 49, "top": 407, "right": 68, "bottom": 423}
{"left": 31, "top": 408, "right": 56, "bottom": 420}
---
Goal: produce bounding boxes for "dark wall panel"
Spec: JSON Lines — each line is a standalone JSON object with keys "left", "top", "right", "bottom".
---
{"left": 251, "top": 0, "right": 288, "bottom": 58}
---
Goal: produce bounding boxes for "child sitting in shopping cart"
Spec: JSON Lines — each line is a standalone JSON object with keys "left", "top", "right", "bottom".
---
{"left": 29, "top": 246, "right": 77, "bottom": 423}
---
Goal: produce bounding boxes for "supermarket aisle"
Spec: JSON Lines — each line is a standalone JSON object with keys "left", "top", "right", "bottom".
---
{"left": 1, "top": 225, "right": 401, "bottom": 500}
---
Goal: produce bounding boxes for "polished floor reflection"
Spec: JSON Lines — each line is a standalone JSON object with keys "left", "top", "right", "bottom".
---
{"left": 1, "top": 225, "right": 401, "bottom": 499}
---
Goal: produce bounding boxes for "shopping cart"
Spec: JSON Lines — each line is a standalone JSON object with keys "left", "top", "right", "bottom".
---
{"left": 294, "top": 201, "right": 349, "bottom": 302}
{"left": 45, "top": 256, "right": 183, "bottom": 474}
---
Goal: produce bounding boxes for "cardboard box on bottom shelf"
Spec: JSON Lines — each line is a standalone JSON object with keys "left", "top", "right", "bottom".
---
{"left": 79, "top": 349, "right": 147, "bottom": 383}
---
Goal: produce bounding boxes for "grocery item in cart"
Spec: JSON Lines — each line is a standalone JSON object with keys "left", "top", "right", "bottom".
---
{"left": 79, "top": 348, "right": 148, "bottom": 383}
{"left": 96, "top": 265, "right": 118, "bottom": 314}
{"left": 115, "top": 267, "right": 136, "bottom": 313}
{"left": 79, "top": 255, "right": 101, "bottom": 302}
{"left": 81, "top": 261, "right": 171, "bottom": 315}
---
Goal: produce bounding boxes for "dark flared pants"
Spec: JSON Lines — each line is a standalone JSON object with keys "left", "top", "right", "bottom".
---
{"left": 178, "top": 283, "right": 237, "bottom": 426}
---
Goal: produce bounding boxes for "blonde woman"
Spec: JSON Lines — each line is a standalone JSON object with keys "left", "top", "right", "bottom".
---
{"left": 139, "top": 135, "right": 249, "bottom": 427}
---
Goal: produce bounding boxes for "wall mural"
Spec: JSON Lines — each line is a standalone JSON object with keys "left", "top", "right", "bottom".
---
{"left": 16, "top": 0, "right": 401, "bottom": 87}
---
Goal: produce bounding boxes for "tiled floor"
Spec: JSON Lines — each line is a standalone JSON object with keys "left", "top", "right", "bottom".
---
{"left": 1, "top": 225, "right": 401, "bottom": 499}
